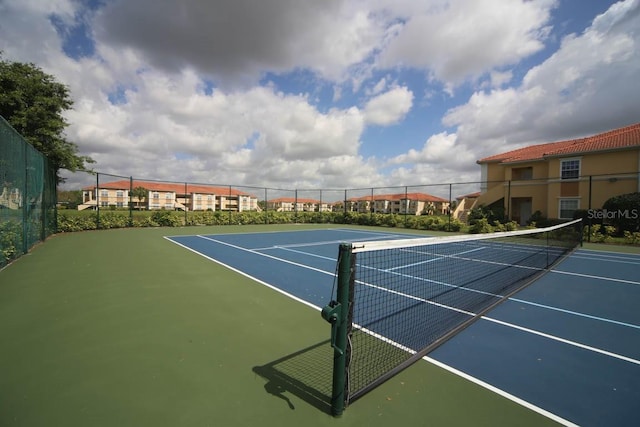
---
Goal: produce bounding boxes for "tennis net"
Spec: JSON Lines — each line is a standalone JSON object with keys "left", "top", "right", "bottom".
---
{"left": 321, "top": 218, "right": 582, "bottom": 415}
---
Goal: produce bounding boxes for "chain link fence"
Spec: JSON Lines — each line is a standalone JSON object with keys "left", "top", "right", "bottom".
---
{"left": 4, "top": 113, "right": 639, "bottom": 267}
{"left": 56, "top": 169, "right": 640, "bottom": 230}
{"left": 0, "top": 116, "right": 57, "bottom": 268}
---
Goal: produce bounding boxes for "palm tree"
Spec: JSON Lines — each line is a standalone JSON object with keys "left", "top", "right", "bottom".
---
{"left": 131, "top": 186, "right": 148, "bottom": 210}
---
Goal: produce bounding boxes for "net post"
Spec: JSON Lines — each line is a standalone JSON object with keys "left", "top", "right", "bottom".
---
{"left": 321, "top": 243, "right": 354, "bottom": 416}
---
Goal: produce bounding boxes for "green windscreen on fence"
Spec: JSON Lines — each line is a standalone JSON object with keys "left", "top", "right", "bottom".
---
{"left": 0, "top": 115, "right": 57, "bottom": 268}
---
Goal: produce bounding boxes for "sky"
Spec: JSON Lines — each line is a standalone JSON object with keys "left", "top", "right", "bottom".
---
{"left": 1, "top": 0, "right": 639, "bottom": 197}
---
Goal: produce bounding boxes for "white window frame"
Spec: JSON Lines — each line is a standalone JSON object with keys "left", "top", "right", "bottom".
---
{"left": 560, "top": 158, "right": 581, "bottom": 180}
{"left": 559, "top": 198, "right": 579, "bottom": 219}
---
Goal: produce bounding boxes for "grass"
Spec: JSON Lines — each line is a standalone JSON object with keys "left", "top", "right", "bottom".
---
{"left": 0, "top": 224, "right": 563, "bottom": 426}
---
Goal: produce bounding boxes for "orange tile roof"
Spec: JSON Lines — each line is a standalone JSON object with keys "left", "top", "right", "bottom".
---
{"left": 348, "top": 192, "right": 448, "bottom": 202}
{"left": 478, "top": 122, "right": 640, "bottom": 164}
{"left": 85, "top": 179, "right": 255, "bottom": 197}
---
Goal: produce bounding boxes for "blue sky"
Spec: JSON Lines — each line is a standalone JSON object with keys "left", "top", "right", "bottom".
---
{"left": 1, "top": 0, "right": 639, "bottom": 196}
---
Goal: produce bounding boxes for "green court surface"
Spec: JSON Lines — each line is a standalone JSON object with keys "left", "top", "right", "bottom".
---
{"left": 0, "top": 225, "right": 563, "bottom": 426}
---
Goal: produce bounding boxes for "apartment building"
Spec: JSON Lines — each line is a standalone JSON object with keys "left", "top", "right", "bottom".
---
{"left": 266, "top": 197, "right": 332, "bottom": 212}
{"left": 79, "top": 180, "right": 258, "bottom": 212}
{"left": 472, "top": 122, "right": 640, "bottom": 224}
{"left": 347, "top": 192, "right": 450, "bottom": 215}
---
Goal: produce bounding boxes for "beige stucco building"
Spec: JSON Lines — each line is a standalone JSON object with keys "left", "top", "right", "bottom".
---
{"left": 466, "top": 122, "right": 640, "bottom": 224}
{"left": 79, "top": 180, "right": 258, "bottom": 212}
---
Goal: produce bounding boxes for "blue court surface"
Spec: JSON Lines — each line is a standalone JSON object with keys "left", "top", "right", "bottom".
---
{"left": 166, "top": 228, "right": 640, "bottom": 427}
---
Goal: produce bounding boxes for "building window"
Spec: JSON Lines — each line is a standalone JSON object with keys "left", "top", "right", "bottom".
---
{"left": 512, "top": 167, "right": 533, "bottom": 180}
{"left": 116, "top": 202, "right": 124, "bottom": 208}
{"left": 152, "top": 192, "right": 160, "bottom": 199}
{"left": 166, "top": 193, "right": 172, "bottom": 199}
{"left": 100, "top": 201, "right": 109, "bottom": 207}
{"left": 100, "top": 190, "right": 109, "bottom": 198}
{"left": 559, "top": 198, "right": 579, "bottom": 219}
{"left": 560, "top": 159, "right": 580, "bottom": 180}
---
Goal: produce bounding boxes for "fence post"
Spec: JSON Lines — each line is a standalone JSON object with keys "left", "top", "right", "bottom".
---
{"left": 96, "top": 173, "right": 100, "bottom": 229}
{"left": 184, "top": 182, "right": 188, "bottom": 225}
{"left": 448, "top": 183, "right": 452, "bottom": 230}
{"left": 264, "top": 188, "right": 268, "bottom": 224}
{"left": 22, "top": 141, "right": 28, "bottom": 255}
{"left": 506, "top": 180, "right": 511, "bottom": 222}
{"left": 588, "top": 175, "right": 592, "bottom": 242}
{"left": 228, "top": 186, "right": 232, "bottom": 225}
{"left": 344, "top": 190, "right": 347, "bottom": 214}
{"left": 129, "top": 177, "right": 133, "bottom": 226}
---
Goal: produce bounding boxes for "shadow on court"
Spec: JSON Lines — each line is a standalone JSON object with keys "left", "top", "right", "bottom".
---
{"left": 253, "top": 340, "right": 334, "bottom": 415}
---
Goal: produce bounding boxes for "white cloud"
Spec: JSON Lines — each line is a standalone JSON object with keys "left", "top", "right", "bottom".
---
{"left": 3, "top": 0, "right": 639, "bottom": 194}
{"left": 376, "top": 0, "right": 556, "bottom": 86}
{"left": 442, "top": 0, "right": 640, "bottom": 160}
{"left": 93, "top": 0, "right": 386, "bottom": 87}
{"left": 60, "top": 64, "right": 372, "bottom": 187}
{"left": 389, "top": 131, "right": 475, "bottom": 170}
{"left": 489, "top": 70, "right": 513, "bottom": 88}
{"left": 366, "top": 77, "right": 388, "bottom": 96}
{"left": 363, "top": 86, "right": 414, "bottom": 125}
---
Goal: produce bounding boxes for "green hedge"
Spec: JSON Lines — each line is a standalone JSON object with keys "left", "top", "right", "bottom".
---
{"left": 57, "top": 210, "right": 463, "bottom": 232}
{"left": 53, "top": 209, "right": 639, "bottom": 246}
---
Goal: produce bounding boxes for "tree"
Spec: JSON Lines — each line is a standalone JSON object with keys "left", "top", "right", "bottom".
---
{"left": 602, "top": 192, "right": 640, "bottom": 234}
{"left": 131, "top": 186, "right": 148, "bottom": 210}
{"left": 0, "top": 54, "right": 94, "bottom": 183}
{"left": 57, "top": 190, "right": 83, "bottom": 209}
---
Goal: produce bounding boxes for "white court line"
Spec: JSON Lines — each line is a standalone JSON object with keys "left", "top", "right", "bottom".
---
{"left": 276, "top": 246, "right": 337, "bottom": 262}
{"left": 162, "top": 236, "right": 323, "bottom": 312}
{"left": 482, "top": 316, "right": 640, "bottom": 366}
{"left": 578, "top": 248, "right": 640, "bottom": 258}
{"left": 253, "top": 234, "right": 398, "bottom": 251}
{"left": 386, "top": 246, "right": 485, "bottom": 271}
{"left": 550, "top": 269, "right": 640, "bottom": 286}
{"left": 422, "top": 356, "right": 580, "bottom": 427}
{"left": 195, "top": 235, "right": 335, "bottom": 277}
{"left": 335, "top": 228, "right": 428, "bottom": 240}
{"left": 571, "top": 253, "right": 640, "bottom": 265}
{"left": 166, "top": 234, "right": 635, "bottom": 426}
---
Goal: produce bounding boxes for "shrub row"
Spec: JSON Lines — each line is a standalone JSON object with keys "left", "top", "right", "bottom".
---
{"left": 1, "top": 220, "right": 21, "bottom": 265}
{"left": 56, "top": 210, "right": 463, "bottom": 232}
{"left": 50, "top": 208, "right": 640, "bottom": 247}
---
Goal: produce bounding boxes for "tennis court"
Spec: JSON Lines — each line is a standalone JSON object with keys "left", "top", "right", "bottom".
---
{"left": 1, "top": 224, "right": 638, "bottom": 426}
{"left": 167, "top": 226, "right": 640, "bottom": 426}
